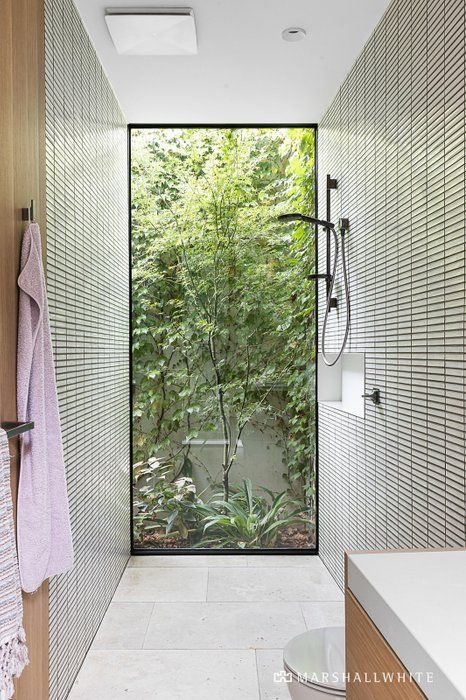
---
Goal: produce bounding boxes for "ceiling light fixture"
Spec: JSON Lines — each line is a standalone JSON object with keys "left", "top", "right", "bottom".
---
{"left": 282, "top": 27, "right": 306, "bottom": 42}
{"left": 105, "top": 7, "right": 197, "bottom": 55}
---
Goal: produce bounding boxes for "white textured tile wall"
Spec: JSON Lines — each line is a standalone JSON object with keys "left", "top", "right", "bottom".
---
{"left": 318, "top": 0, "right": 466, "bottom": 587}
{"left": 45, "top": 0, "right": 130, "bottom": 697}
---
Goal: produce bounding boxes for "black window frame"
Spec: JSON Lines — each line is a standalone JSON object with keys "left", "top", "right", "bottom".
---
{"left": 128, "top": 123, "right": 319, "bottom": 557}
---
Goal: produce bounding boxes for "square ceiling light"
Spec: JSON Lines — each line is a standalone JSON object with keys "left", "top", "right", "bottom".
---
{"left": 105, "top": 8, "right": 197, "bottom": 55}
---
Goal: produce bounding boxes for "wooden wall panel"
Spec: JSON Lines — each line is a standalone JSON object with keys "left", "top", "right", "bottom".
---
{"left": 0, "top": 0, "right": 48, "bottom": 698}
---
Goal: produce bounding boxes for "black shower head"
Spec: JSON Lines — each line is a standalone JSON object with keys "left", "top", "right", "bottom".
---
{"left": 277, "top": 213, "right": 335, "bottom": 229}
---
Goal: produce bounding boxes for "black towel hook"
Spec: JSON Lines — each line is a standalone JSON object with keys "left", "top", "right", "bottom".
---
{"left": 22, "top": 199, "right": 35, "bottom": 223}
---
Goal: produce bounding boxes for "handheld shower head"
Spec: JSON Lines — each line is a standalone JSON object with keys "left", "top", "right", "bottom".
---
{"left": 278, "top": 210, "right": 351, "bottom": 367}
{"left": 277, "top": 213, "right": 335, "bottom": 229}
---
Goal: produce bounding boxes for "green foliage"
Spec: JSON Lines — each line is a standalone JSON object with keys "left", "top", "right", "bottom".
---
{"left": 133, "top": 458, "right": 202, "bottom": 542}
{"left": 131, "top": 127, "right": 316, "bottom": 544}
{"left": 194, "top": 479, "right": 308, "bottom": 549}
{"left": 280, "top": 129, "right": 317, "bottom": 511}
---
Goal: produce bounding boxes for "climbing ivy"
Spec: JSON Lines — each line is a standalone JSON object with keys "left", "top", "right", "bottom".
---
{"left": 131, "top": 127, "right": 316, "bottom": 531}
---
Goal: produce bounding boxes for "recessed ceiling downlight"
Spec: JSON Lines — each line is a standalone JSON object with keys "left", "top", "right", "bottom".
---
{"left": 282, "top": 27, "right": 306, "bottom": 42}
{"left": 105, "top": 7, "right": 197, "bottom": 55}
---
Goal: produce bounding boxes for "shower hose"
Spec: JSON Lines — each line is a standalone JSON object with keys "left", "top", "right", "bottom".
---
{"left": 321, "top": 226, "right": 351, "bottom": 367}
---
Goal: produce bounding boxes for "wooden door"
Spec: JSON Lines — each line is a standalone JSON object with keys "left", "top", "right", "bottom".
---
{"left": 0, "top": 0, "right": 48, "bottom": 697}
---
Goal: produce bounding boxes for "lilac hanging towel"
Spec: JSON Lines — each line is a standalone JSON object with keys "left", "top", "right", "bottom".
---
{"left": 0, "top": 430, "right": 28, "bottom": 699}
{"left": 17, "top": 222, "right": 73, "bottom": 593}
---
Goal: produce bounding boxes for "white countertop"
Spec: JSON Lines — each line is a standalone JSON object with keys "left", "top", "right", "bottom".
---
{"left": 347, "top": 550, "right": 466, "bottom": 700}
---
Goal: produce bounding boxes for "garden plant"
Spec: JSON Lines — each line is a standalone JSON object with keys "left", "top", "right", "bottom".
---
{"left": 131, "top": 127, "right": 316, "bottom": 549}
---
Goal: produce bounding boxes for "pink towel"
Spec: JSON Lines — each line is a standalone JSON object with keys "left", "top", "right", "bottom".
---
{"left": 17, "top": 222, "right": 73, "bottom": 593}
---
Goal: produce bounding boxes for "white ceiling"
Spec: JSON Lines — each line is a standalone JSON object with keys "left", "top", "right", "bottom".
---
{"left": 73, "top": 0, "right": 390, "bottom": 124}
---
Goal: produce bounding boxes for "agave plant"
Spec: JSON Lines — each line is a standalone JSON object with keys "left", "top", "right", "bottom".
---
{"left": 195, "top": 479, "right": 309, "bottom": 549}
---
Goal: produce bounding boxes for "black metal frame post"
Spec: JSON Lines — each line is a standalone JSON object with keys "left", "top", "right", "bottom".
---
{"left": 326, "top": 175, "right": 338, "bottom": 308}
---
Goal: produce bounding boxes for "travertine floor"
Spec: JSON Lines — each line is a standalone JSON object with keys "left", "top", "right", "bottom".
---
{"left": 69, "top": 555, "right": 343, "bottom": 700}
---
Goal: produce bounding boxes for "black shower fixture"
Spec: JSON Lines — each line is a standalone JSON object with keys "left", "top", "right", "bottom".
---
{"left": 277, "top": 213, "right": 335, "bottom": 229}
{"left": 278, "top": 175, "right": 351, "bottom": 367}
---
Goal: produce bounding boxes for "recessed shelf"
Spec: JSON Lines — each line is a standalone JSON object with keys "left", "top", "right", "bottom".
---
{"left": 318, "top": 352, "right": 365, "bottom": 418}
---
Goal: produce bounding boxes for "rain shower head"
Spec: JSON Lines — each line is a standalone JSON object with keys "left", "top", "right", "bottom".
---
{"left": 277, "top": 213, "right": 335, "bottom": 229}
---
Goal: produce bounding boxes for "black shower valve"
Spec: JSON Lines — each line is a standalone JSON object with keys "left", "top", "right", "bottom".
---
{"left": 362, "top": 388, "right": 381, "bottom": 405}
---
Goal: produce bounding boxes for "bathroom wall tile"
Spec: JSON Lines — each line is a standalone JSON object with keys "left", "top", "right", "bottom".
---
{"left": 45, "top": 0, "right": 129, "bottom": 696}
{"left": 318, "top": 0, "right": 466, "bottom": 587}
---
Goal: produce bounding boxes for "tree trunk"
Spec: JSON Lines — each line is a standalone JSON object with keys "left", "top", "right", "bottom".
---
{"left": 208, "top": 332, "right": 231, "bottom": 501}
{"left": 222, "top": 470, "right": 229, "bottom": 502}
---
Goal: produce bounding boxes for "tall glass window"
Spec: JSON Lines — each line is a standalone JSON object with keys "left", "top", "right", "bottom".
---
{"left": 131, "top": 127, "right": 317, "bottom": 552}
